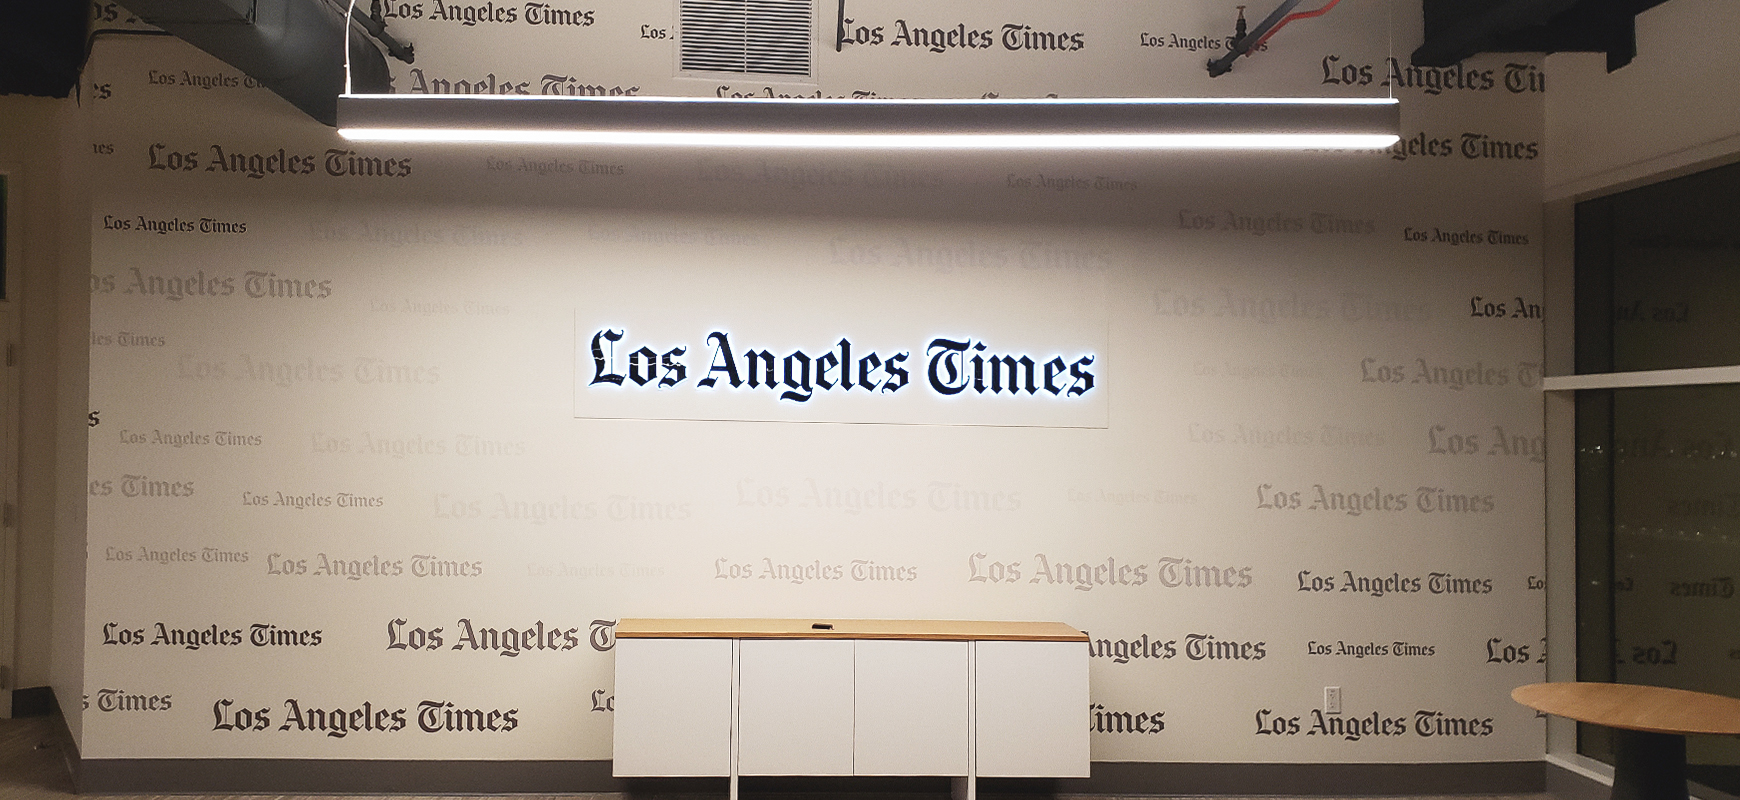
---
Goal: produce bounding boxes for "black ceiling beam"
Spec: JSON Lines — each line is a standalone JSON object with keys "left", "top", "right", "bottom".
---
{"left": 0, "top": 0, "right": 90, "bottom": 97}
{"left": 1413, "top": 0, "right": 1668, "bottom": 72}
{"left": 119, "top": 0, "right": 392, "bottom": 125}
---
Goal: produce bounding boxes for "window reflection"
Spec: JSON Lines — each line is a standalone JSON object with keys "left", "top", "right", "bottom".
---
{"left": 1574, "top": 157, "right": 1740, "bottom": 793}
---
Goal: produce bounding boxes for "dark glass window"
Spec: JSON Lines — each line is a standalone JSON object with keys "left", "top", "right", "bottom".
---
{"left": 1575, "top": 159, "right": 1740, "bottom": 794}
{"left": 1577, "top": 160, "right": 1740, "bottom": 374}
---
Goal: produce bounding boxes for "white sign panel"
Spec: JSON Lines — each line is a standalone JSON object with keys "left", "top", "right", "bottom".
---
{"left": 572, "top": 261, "right": 1108, "bottom": 426}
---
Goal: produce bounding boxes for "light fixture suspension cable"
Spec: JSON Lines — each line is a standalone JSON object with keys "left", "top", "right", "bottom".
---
{"left": 343, "top": 0, "right": 355, "bottom": 95}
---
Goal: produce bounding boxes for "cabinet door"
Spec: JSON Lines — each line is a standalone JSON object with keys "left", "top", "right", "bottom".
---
{"left": 855, "top": 639, "right": 970, "bottom": 776}
{"left": 975, "top": 640, "right": 1090, "bottom": 778}
{"left": 737, "top": 639, "right": 855, "bottom": 776}
{"left": 612, "top": 638, "right": 733, "bottom": 777}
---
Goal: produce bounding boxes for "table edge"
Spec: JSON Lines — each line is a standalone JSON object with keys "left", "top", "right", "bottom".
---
{"left": 614, "top": 618, "right": 1089, "bottom": 642}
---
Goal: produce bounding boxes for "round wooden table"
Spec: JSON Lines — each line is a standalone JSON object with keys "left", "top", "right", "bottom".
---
{"left": 1512, "top": 683, "right": 1740, "bottom": 800}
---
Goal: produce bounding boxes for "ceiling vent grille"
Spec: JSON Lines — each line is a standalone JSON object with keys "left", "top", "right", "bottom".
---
{"left": 679, "top": 0, "right": 813, "bottom": 78}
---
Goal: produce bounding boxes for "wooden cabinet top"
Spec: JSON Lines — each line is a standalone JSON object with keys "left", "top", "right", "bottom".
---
{"left": 1512, "top": 682, "right": 1740, "bottom": 736}
{"left": 616, "top": 618, "right": 1088, "bottom": 642}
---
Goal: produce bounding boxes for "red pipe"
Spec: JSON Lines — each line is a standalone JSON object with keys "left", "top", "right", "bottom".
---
{"left": 1250, "top": 0, "right": 1342, "bottom": 51}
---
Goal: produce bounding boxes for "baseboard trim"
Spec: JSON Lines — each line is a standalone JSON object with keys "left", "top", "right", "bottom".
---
{"left": 1075, "top": 761, "right": 1543, "bottom": 795}
{"left": 79, "top": 758, "right": 620, "bottom": 794}
{"left": 74, "top": 759, "right": 1545, "bottom": 795}
{"left": 1545, "top": 756, "right": 1740, "bottom": 800}
{"left": 1547, "top": 757, "right": 1610, "bottom": 800}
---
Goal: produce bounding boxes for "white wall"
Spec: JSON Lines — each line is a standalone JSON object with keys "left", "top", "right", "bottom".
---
{"left": 71, "top": 3, "right": 1551, "bottom": 768}
{"left": 1544, "top": 0, "right": 1740, "bottom": 199}
{"left": 0, "top": 93, "right": 88, "bottom": 741}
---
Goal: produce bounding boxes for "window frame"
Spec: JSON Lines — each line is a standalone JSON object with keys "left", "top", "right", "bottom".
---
{"left": 1542, "top": 147, "right": 1740, "bottom": 784}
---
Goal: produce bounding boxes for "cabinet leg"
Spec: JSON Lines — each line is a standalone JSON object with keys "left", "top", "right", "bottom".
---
{"left": 730, "top": 639, "right": 740, "bottom": 800}
{"left": 951, "top": 775, "right": 976, "bottom": 800}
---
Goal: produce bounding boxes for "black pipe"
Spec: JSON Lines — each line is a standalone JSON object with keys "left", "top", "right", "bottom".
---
{"left": 1207, "top": 0, "right": 1305, "bottom": 77}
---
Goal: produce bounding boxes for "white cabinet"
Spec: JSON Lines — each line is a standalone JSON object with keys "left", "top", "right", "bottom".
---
{"left": 737, "top": 639, "right": 855, "bottom": 775}
{"left": 612, "top": 619, "right": 1087, "bottom": 799}
{"left": 974, "top": 640, "right": 1089, "bottom": 778}
{"left": 610, "top": 637, "right": 734, "bottom": 777}
{"left": 854, "top": 639, "right": 970, "bottom": 776}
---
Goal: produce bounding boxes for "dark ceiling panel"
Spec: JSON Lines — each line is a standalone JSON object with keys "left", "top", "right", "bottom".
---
{"left": 0, "top": 0, "right": 90, "bottom": 98}
{"left": 0, "top": 0, "right": 1684, "bottom": 117}
{"left": 122, "top": 0, "right": 391, "bottom": 125}
{"left": 1413, "top": 0, "right": 1673, "bottom": 71}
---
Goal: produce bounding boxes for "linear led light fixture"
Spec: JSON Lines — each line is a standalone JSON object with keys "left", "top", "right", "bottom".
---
{"left": 336, "top": 94, "right": 1399, "bottom": 150}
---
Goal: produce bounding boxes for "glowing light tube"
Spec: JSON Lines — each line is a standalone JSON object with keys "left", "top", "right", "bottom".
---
{"left": 337, "top": 95, "right": 1399, "bottom": 150}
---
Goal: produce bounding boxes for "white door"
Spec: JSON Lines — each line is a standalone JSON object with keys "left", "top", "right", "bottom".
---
{"left": 737, "top": 638, "right": 854, "bottom": 775}
{"left": 975, "top": 640, "right": 1089, "bottom": 778}
{"left": 854, "top": 639, "right": 970, "bottom": 776}
{"left": 612, "top": 638, "right": 734, "bottom": 776}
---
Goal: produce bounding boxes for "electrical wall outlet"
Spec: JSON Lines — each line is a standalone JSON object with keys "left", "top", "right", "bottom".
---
{"left": 1324, "top": 686, "right": 1342, "bottom": 714}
